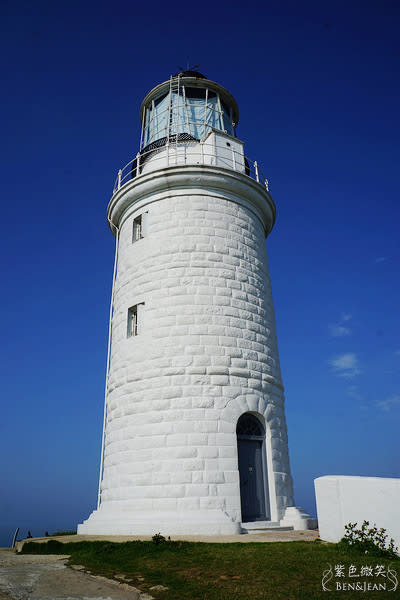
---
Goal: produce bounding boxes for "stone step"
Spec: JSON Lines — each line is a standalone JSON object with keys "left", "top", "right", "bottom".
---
{"left": 241, "top": 521, "right": 294, "bottom": 534}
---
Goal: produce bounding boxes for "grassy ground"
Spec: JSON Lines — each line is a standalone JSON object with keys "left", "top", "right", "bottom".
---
{"left": 21, "top": 539, "right": 400, "bottom": 600}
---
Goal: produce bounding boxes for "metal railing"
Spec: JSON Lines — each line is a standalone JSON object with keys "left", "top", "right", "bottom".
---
{"left": 112, "top": 135, "right": 269, "bottom": 195}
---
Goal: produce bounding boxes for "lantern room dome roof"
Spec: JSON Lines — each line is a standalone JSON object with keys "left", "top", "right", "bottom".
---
{"left": 174, "top": 69, "right": 207, "bottom": 79}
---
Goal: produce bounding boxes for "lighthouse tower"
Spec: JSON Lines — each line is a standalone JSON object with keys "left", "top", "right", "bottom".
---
{"left": 78, "top": 71, "right": 315, "bottom": 535}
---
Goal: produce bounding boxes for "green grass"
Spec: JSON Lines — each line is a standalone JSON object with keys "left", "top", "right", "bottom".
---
{"left": 20, "top": 539, "right": 400, "bottom": 600}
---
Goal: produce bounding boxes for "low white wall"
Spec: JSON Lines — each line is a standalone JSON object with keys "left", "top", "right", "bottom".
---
{"left": 314, "top": 475, "right": 400, "bottom": 548}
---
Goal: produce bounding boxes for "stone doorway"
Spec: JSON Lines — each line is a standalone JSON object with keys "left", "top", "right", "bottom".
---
{"left": 236, "top": 413, "right": 269, "bottom": 522}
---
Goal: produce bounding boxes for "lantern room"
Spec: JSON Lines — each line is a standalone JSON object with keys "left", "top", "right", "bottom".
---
{"left": 139, "top": 70, "right": 239, "bottom": 150}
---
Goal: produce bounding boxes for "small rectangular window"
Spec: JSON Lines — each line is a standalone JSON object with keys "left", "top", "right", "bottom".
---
{"left": 127, "top": 305, "right": 138, "bottom": 337}
{"left": 127, "top": 303, "right": 144, "bottom": 338}
{"left": 133, "top": 215, "right": 143, "bottom": 242}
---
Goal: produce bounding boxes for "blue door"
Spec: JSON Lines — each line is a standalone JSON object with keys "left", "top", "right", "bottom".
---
{"left": 238, "top": 438, "right": 266, "bottom": 522}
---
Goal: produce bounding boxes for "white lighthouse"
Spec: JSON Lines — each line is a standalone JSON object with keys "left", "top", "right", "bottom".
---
{"left": 78, "top": 70, "right": 315, "bottom": 535}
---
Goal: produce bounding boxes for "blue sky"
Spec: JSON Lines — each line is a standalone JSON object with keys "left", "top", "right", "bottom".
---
{"left": 1, "top": 0, "right": 399, "bottom": 546}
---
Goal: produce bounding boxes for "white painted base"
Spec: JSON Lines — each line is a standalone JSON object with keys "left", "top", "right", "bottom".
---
{"left": 280, "top": 506, "right": 318, "bottom": 530}
{"left": 78, "top": 508, "right": 241, "bottom": 536}
{"left": 315, "top": 475, "right": 400, "bottom": 546}
{"left": 241, "top": 521, "right": 294, "bottom": 533}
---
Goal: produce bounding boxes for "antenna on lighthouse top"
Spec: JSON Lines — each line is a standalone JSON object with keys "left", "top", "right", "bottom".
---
{"left": 178, "top": 63, "right": 200, "bottom": 72}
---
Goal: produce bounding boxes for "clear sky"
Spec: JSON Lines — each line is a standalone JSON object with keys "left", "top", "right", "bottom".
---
{"left": 1, "top": 0, "right": 399, "bottom": 546}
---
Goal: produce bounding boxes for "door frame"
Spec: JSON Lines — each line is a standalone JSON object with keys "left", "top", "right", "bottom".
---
{"left": 236, "top": 414, "right": 270, "bottom": 522}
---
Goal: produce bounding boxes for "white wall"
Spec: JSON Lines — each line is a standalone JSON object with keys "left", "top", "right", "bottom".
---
{"left": 315, "top": 475, "right": 400, "bottom": 548}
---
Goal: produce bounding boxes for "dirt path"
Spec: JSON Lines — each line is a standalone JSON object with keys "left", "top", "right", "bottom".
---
{"left": 0, "top": 549, "right": 146, "bottom": 600}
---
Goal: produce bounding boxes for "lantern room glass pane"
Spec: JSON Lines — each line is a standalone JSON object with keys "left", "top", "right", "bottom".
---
{"left": 185, "top": 87, "right": 206, "bottom": 139}
{"left": 205, "top": 93, "right": 221, "bottom": 132}
{"left": 221, "top": 100, "right": 233, "bottom": 136}
{"left": 170, "top": 89, "right": 187, "bottom": 136}
{"left": 153, "top": 93, "right": 169, "bottom": 141}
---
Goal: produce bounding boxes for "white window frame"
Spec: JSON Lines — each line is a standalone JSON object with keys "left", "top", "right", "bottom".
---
{"left": 127, "top": 305, "right": 138, "bottom": 337}
{"left": 127, "top": 303, "right": 144, "bottom": 338}
{"left": 132, "top": 215, "right": 143, "bottom": 243}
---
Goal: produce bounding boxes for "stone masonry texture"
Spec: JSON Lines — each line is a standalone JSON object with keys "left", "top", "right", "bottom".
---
{"left": 96, "top": 177, "right": 294, "bottom": 522}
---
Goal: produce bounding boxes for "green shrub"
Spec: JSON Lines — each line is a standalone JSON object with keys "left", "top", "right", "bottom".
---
{"left": 339, "top": 520, "right": 398, "bottom": 559}
{"left": 22, "top": 540, "right": 64, "bottom": 554}
{"left": 152, "top": 532, "right": 167, "bottom": 545}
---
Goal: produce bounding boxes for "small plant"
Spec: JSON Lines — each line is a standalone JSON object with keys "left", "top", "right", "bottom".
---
{"left": 50, "top": 530, "right": 77, "bottom": 537}
{"left": 339, "top": 520, "right": 398, "bottom": 559}
{"left": 152, "top": 532, "right": 167, "bottom": 545}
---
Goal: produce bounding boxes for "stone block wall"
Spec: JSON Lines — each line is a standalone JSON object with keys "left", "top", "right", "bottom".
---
{"left": 79, "top": 166, "right": 295, "bottom": 535}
